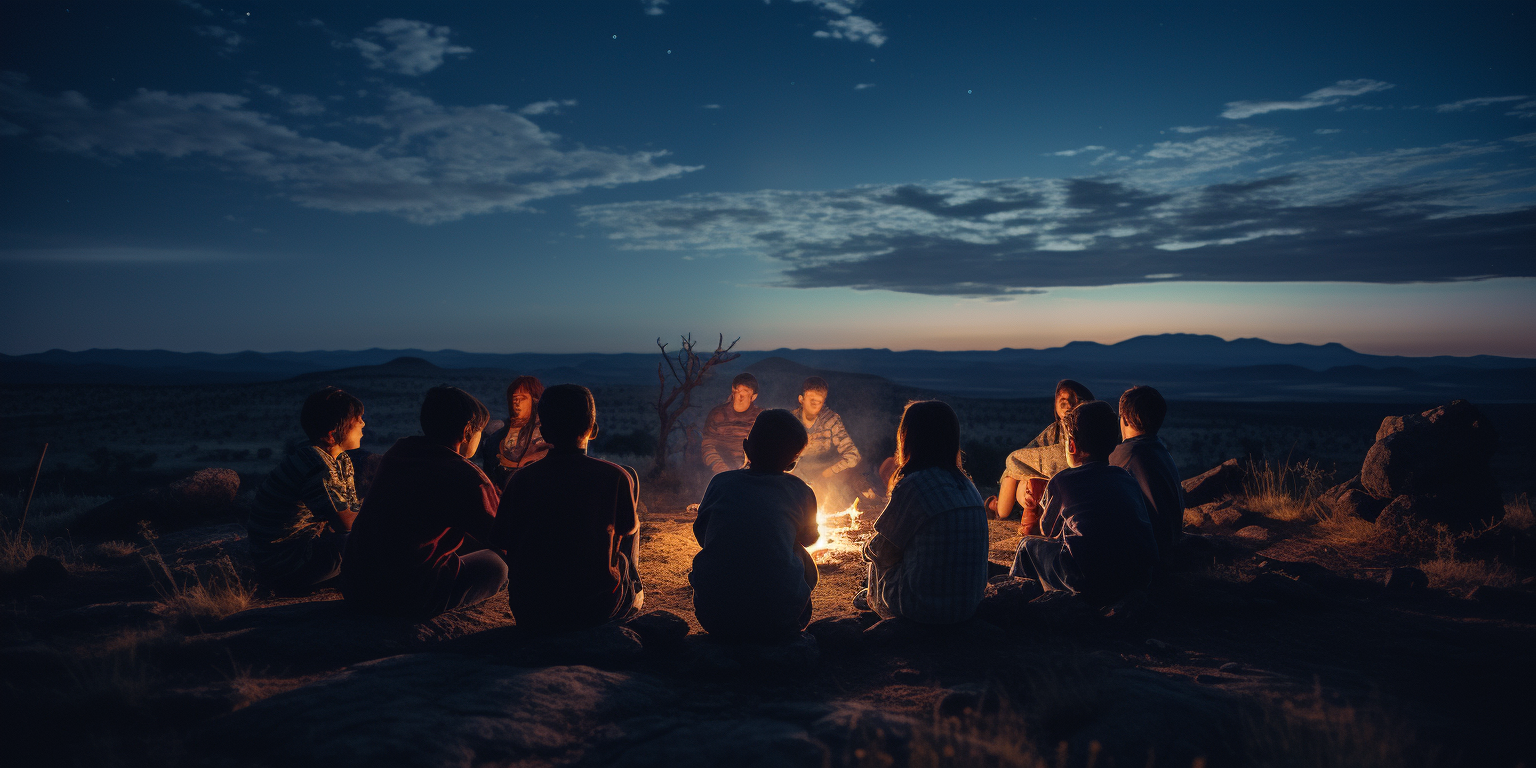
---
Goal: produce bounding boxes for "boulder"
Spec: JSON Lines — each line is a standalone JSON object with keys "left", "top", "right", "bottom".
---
{"left": 1181, "top": 459, "right": 1242, "bottom": 508}
{"left": 1332, "top": 489, "right": 1386, "bottom": 522}
{"left": 974, "top": 577, "right": 1045, "bottom": 627}
{"left": 1234, "top": 525, "right": 1272, "bottom": 543}
{"left": 1209, "top": 505, "right": 1246, "bottom": 528}
{"left": 806, "top": 616, "right": 865, "bottom": 653}
{"left": 1385, "top": 567, "right": 1429, "bottom": 592}
{"left": 1361, "top": 401, "right": 1500, "bottom": 503}
{"left": 199, "top": 656, "right": 670, "bottom": 768}
{"left": 1319, "top": 475, "right": 1367, "bottom": 507}
{"left": 624, "top": 610, "right": 691, "bottom": 651}
{"left": 71, "top": 468, "right": 241, "bottom": 540}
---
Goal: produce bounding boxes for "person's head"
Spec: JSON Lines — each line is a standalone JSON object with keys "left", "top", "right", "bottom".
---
{"left": 1062, "top": 400, "right": 1120, "bottom": 466}
{"left": 537, "top": 383, "right": 598, "bottom": 449}
{"left": 893, "top": 400, "right": 964, "bottom": 488}
{"left": 729, "top": 372, "right": 760, "bottom": 413}
{"left": 743, "top": 409, "right": 808, "bottom": 473}
{"left": 1118, "top": 385, "right": 1166, "bottom": 438}
{"left": 301, "top": 387, "right": 365, "bottom": 451}
{"left": 798, "top": 376, "right": 830, "bottom": 418}
{"left": 1053, "top": 379, "right": 1094, "bottom": 422}
{"left": 420, "top": 386, "right": 490, "bottom": 457}
{"left": 506, "top": 376, "right": 545, "bottom": 423}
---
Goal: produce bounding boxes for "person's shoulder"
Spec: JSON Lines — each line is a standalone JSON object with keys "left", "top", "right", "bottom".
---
{"left": 584, "top": 453, "right": 638, "bottom": 484}
{"left": 705, "top": 402, "right": 733, "bottom": 420}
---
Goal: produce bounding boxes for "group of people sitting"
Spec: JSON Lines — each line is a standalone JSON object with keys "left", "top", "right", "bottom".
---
{"left": 243, "top": 371, "right": 1184, "bottom": 641}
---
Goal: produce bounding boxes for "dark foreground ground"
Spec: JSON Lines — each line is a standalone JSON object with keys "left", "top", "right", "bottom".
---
{"left": 1, "top": 480, "right": 1532, "bottom": 768}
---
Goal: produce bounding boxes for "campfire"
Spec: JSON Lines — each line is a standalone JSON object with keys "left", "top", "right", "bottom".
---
{"left": 808, "top": 499, "right": 867, "bottom": 563}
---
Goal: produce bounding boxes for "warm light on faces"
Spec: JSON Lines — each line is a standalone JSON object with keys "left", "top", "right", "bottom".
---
{"left": 510, "top": 390, "right": 534, "bottom": 422}
{"left": 799, "top": 391, "right": 826, "bottom": 420}
{"left": 730, "top": 385, "right": 759, "bottom": 413}
{"left": 333, "top": 416, "right": 364, "bottom": 452}
{"left": 1055, "top": 391, "right": 1081, "bottom": 422}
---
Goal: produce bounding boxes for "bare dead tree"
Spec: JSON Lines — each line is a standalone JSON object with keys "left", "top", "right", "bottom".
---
{"left": 650, "top": 333, "right": 740, "bottom": 479}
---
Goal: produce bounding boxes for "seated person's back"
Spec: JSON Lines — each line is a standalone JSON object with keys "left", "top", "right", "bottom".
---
{"left": 343, "top": 386, "right": 506, "bottom": 619}
{"left": 1108, "top": 385, "right": 1185, "bottom": 559}
{"left": 1013, "top": 401, "right": 1157, "bottom": 606}
{"left": 691, "top": 409, "right": 818, "bottom": 640}
{"left": 247, "top": 387, "right": 365, "bottom": 595}
{"left": 863, "top": 401, "right": 990, "bottom": 625}
{"left": 493, "top": 384, "right": 642, "bottom": 632}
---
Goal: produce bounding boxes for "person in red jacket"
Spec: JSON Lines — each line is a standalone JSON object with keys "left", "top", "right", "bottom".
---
{"left": 342, "top": 386, "right": 507, "bottom": 620}
{"left": 493, "top": 384, "right": 644, "bottom": 633}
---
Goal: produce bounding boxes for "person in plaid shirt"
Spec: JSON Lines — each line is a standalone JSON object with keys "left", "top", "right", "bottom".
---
{"left": 858, "top": 400, "right": 989, "bottom": 624}
{"left": 790, "top": 376, "right": 863, "bottom": 509}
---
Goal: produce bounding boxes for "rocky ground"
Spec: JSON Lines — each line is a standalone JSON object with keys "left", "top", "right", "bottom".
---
{"left": 1, "top": 402, "right": 1533, "bottom": 767}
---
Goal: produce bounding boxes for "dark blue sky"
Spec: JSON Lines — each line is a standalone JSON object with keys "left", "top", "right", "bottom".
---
{"left": 2, "top": 1, "right": 1533, "bottom": 356}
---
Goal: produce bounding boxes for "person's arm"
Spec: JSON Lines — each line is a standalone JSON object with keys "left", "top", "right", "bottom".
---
{"left": 297, "top": 451, "right": 356, "bottom": 533}
{"left": 824, "top": 414, "right": 861, "bottom": 476}
{"left": 699, "top": 408, "right": 731, "bottom": 474}
{"left": 795, "top": 484, "right": 819, "bottom": 548}
{"left": 615, "top": 465, "right": 639, "bottom": 538}
{"left": 861, "top": 531, "right": 903, "bottom": 570}
{"left": 989, "top": 476, "right": 1020, "bottom": 519}
{"left": 443, "top": 464, "right": 501, "bottom": 547}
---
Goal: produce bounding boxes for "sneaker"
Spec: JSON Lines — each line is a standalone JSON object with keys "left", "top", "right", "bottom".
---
{"left": 852, "top": 588, "right": 870, "bottom": 611}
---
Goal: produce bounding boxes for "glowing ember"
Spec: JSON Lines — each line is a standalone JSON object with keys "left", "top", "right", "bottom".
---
{"left": 808, "top": 499, "right": 866, "bottom": 562}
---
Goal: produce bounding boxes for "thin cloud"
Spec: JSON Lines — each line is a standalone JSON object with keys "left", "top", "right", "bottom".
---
{"left": 352, "top": 19, "right": 472, "bottom": 76}
{"left": 1314, "top": 128, "right": 1341, "bottom": 135}
{"left": 195, "top": 25, "right": 242, "bottom": 54}
{"left": 1171, "top": 126, "right": 1212, "bottom": 133}
{"left": 1222, "top": 79, "right": 1393, "bottom": 119}
{"left": 518, "top": 99, "right": 577, "bottom": 116}
{"left": 1509, "top": 101, "right": 1536, "bottom": 119}
{"left": 0, "top": 73, "right": 699, "bottom": 224}
{"left": 259, "top": 85, "right": 325, "bottom": 116}
{"left": 642, "top": 0, "right": 668, "bottom": 15}
{"left": 701, "top": 103, "right": 722, "bottom": 109}
{"left": 791, "top": 0, "right": 888, "bottom": 47}
{"left": 1436, "top": 95, "right": 1527, "bottom": 113}
{"left": 579, "top": 136, "right": 1534, "bottom": 296}
{"left": 1048, "top": 145, "right": 1106, "bottom": 157}
{"left": 854, "top": 83, "right": 875, "bottom": 90}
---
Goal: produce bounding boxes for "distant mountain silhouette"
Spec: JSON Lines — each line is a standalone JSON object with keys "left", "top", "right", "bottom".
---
{"left": 5, "top": 335, "right": 1532, "bottom": 402}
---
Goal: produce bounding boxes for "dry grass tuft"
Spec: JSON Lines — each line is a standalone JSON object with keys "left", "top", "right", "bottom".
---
{"left": 139, "top": 523, "right": 253, "bottom": 625}
{"left": 1242, "top": 459, "right": 1333, "bottom": 522}
{"left": 1503, "top": 494, "right": 1533, "bottom": 531}
{"left": 0, "top": 529, "right": 57, "bottom": 574}
{"left": 1241, "top": 687, "right": 1441, "bottom": 768}
{"left": 1418, "top": 557, "right": 1519, "bottom": 597}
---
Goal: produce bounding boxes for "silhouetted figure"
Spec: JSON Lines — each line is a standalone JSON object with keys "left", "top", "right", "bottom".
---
{"left": 1010, "top": 401, "right": 1157, "bottom": 607}
{"left": 493, "top": 384, "right": 644, "bottom": 633}
{"left": 988, "top": 379, "right": 1094, "bottom": 533}
{"left": 342, "top": 387, "right": 507, "bottom": 620}
{"left": 700, "top": 372, "right": 764, "bottom": 475}
{"left": 247, "top": 387, "right": 364, "bottom": 596}
{"left": 691, "top": 409, "right": 818, "bottom": 641}
{"left": 1109, "top": 386, "right": 1185, "bottom": 561}
{"left": 859, "top": 401, "right": 989, "bottom": 624}
{"left": 791, "top": 376, "right": 863, "bottom": 510}
{"left": 483, "top": 375, "right": 550, "bottom": 490}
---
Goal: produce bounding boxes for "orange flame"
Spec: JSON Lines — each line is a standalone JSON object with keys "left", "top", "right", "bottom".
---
{"left": 808, "top": 499, "right": 865, "bottom": 562}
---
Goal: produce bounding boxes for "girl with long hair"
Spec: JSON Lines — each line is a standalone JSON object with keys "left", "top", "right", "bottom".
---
{"left": 859, "top": 400, "right": 989, "bottom": 624}
{"left": 482, "top": 375, "right": 550, "bottom": 489}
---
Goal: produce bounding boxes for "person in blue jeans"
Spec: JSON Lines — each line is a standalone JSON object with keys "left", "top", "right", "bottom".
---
{"left": 1011, "top": 400, "right": 1158, "bottom": 607}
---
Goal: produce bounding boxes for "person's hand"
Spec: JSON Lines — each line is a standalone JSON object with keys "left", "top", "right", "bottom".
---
{"left": 1020, "top": 489, "right": 1039, "bottom": 512}
{"left": 821, "top": 467, "right": 836, "bottom": 478}
{"left": 984, "top": 495, "right": 1001, "bottom": 518}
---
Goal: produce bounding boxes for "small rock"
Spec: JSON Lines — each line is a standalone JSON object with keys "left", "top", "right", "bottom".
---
{"left": 891, "top": 667, "right": 923, "bottom": 684}
{"left": 1234, "top": 525, "right": 1271, "bottom": 542}
{"left": 1218, "top": 662, "right": 1241, "bottom": 673}
{"left": 806, "top": 616, "right": 864, "bottom": 653}
{"left": 1209, "top": 507, "right": 1246, "bottom": 528}
{"left": 624, "top": 610, "right": 690, "bottom": 651}
{"left": 935, "top": 684, "right": 1003, "bottom": 720}
{"left": 1182, "top": 459, "right": 1243, "bottom": 508}
{"left": 1385, "top": 566, "right": 1429, "bottom": 592}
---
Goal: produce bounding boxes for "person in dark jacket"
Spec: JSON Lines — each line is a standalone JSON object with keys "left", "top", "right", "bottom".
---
{"left": 690, "top": 408, "right": 818, "bottom": 641}
{"left": 1109, "top": 386, "right": 1185, "bottom": 560}
{"left": 492, "top": 384, "right": 644, "bottom": 633}
{"left": 342, "top": 387, "right": 507, "bottom": 620}
{"left": 1010, "top": 400, "right": 1157, "bottom": 606}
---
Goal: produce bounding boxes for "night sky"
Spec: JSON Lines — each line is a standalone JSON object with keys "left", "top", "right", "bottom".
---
{"left": 2, "top": 1, "right": 1533, "bottom": 356}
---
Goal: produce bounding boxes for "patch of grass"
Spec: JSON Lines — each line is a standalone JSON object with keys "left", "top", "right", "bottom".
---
{"left": 140, "top": 523, "right": 253, "bottom": 626}
{"left": 1418, "top": 556, "right": 1519, "bottom": 597}
{"left": 0, "top": 529, "right": 56, "bottom": 574}
{"left": 1504, "top": 493, "right": 1533, "bottom": 531}
{"left": 1241, "top": 688, "right": 1442, "bottom": 768}
{"left": 1242, "top": 459, "right": 1333, "bottom": 522}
